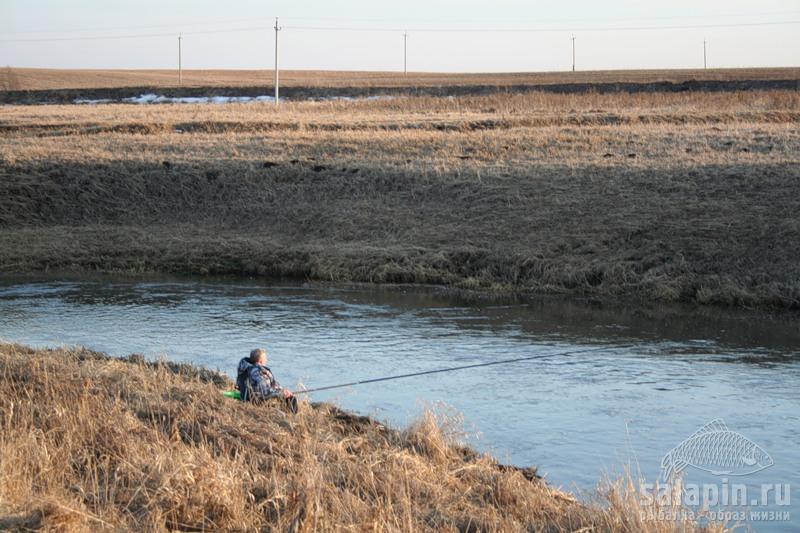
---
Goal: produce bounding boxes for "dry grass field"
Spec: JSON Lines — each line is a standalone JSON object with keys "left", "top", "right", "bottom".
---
{"left": 0, "top": 342, "right": 723, "bottom": 532}
{"left": 3, "top": 66, "right": 799, "bottom": 91}
{"left": 1, "top": 86, "right": 799, "bottom": 308}
{"left": 1, "top": 67, "right": 798, "bottom": 104}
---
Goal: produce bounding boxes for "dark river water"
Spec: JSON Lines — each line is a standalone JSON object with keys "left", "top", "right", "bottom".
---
{"left": 1, "top": 276, "right": 797, "bottom": 531}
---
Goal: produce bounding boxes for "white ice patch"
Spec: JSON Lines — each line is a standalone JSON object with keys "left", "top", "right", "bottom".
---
{"left": 125, "top": 94, "right": 276, "bottom": 105}
{"left": 169, "top": 96, "right": 207, "bottom": 104}
{"left": 73, "top": 98, "right": 114, "bottom": 105}
{"left": 126, "top": 93, "right": 162, "bottom": 104}
{"left": 72, "top": 94, "right": 393, "bottom": 105}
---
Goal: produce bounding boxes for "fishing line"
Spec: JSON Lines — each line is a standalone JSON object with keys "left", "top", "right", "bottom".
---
{"left": 291, "top": 343, "right": 635, "bottom": 395}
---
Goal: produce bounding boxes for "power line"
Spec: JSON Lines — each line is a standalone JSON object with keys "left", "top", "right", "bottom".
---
{"left": 1, "top": 17, "right": 276, "bottom": 36}
{"left": 1, "top": 19, "right": 799, "bottom": 43}
{"left": 281, "top": 9, "right": 800, "bottom": 25}
{"left": 283, "top": 20, "right": 800, "bottom": 33}
{"left": 0, "top": 26, "right": 273, "bottom": 43}
{"left": 7, "top": 9, "right": 800, "bottom": 36}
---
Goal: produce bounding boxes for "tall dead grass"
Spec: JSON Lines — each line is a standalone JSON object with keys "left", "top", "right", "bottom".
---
{"left": 2, "top": 89, "right": 799, "bottom": 126}
{"left": 0, "top": 343, "right": 725, "bottom": 532}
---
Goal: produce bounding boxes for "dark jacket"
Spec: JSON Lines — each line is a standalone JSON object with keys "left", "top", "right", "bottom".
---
{"left": 237, "top": 358, "right": 283, "bottom": 401}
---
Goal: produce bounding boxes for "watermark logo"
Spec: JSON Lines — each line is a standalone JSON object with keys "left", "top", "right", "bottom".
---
{"left": 640, "top": 419, "right": 790, "bottom": 525}
{"left": 660, "top": 419, "right": 773, "bottom": 481}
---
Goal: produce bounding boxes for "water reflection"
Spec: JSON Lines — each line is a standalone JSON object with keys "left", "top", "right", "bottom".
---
{"left": 13, "top": 277, "right": 799, "bottom": 352}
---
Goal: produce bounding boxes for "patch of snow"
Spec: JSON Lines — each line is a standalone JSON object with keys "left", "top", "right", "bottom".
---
{"left": 71, "top": 94, "right": 392, "bottom": 106}
{"left": 210, "top": 96, "right": 252, "bottom": 104}
{"left": 124, "top": 93, "right": 161, "bottom": 104}
{"left": 73, "top": 98, "right": 114, "bottom": 105}
{"left": 170, "top": 96, "right": 207, "bottom": 104}
{"left": 120, "top": 94, "right": 276, "bottom": 105}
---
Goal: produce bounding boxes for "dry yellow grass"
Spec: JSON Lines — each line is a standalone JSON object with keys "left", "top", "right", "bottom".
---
{"left": 1, "top": 90, "right": 799, "bottom": 308}
{"left": 3, "top": 67, "right": 799, "bottom": 91}
{"left": 1, "top": 67, "right": 797, "bottom": 106}
{"left": 0, "top": 343, "right": 724, "bottom": 532}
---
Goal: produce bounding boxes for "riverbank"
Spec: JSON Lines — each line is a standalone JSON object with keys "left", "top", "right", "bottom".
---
{"left": 1, "top": 89, "right": 799, "bottom": 309}
{"left": 0, "top": 343, "right": 721, "bottom": 531}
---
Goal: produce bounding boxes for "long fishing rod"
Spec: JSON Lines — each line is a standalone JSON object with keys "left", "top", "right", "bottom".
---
{"left": 291, "top": 343, "right": 634, "bottom": 395}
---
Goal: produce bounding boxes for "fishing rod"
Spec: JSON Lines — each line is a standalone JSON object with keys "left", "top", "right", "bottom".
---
{"left": 290, "top": 343, "right": 634, "bottom": 395}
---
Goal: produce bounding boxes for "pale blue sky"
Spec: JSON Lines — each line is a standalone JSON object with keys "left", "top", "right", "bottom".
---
{"left": 1, "top": 0, "right": 798, "bottom": 71}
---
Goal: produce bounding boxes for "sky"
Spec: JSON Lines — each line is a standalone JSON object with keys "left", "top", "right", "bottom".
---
{"left": 1, "top": 0, "right": 799, "bottom": 72}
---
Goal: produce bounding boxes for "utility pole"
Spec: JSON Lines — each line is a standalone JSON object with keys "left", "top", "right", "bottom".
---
{"left": 178, "top": 34, "right": 182, "bottom": 85}
{"left": 703, "top": 39, "right": 707, "bottom": 69}
{"left": 403, "top": 31, "right": 408, "bottom": 74}
{"left": 571, "top": 35, "right": 576, "bottom": 72}
{"left": 274, "top": 17, "right": 280, "bottom": 105}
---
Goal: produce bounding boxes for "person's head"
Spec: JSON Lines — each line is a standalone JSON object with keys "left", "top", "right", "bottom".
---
{"left": 249, "top": 348, "right": 267, "bottom": 365}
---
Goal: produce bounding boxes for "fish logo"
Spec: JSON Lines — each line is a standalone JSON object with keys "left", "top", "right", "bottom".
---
{"left": 661, "top": 419, "right": 773, "bottom": 482}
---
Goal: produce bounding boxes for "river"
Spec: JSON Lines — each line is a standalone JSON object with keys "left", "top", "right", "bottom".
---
{"left": 1, "top": 276, "right": 797, "bottom": 531}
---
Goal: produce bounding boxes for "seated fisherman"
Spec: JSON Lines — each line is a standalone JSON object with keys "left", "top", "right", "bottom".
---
{"left": 237, "top": 348, "right": 296, "bottom": 412}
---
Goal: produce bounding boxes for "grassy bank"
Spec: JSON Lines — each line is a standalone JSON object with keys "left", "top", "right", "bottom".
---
{"left": 1, "top": 89, "right": 799, "bottom": 308}
{"left": 0, "top": 343, "right": 721, "bottom": 531}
